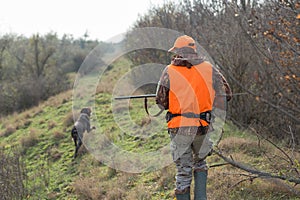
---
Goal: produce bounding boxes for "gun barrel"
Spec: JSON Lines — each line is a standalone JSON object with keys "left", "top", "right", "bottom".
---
{"left": 114, "top": 92, "right": 247, "bottom": 100}
{"left": 114, "top": 94, "right": 156, "bottom": 100}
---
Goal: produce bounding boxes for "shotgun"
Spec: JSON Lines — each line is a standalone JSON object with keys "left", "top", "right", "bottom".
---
{"left": 114, "top": 93, "right": 247, "bottom": 100}
{"left": 113, "top": 92, "right": 247, "bottom": 117}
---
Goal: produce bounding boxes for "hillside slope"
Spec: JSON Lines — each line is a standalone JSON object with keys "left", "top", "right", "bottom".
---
{"left": 0, "top": 59, "right": 299, "bottom": 199}
{"left": 1, "top": 90, "right": 299, "bottom": 199}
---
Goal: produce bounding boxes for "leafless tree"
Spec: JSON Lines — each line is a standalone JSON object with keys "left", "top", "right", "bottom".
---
{"left": 133, "top": 0, "right": 300, "bottom": 144}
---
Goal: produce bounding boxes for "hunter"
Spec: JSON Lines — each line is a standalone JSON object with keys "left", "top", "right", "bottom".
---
{"left": 156, "top": 35, "right": 232, "bottom": 200}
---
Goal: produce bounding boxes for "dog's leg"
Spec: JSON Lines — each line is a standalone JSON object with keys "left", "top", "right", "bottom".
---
{"left": 74, "top": 148, "right": 78, "bottom": 159}
{"left": 74, "top": 138, "right": 82, "bottom": 158}
{"left": 73, "top": 139, "right": 77, "bottom": 158}
{"left": 71, "top": 127, "right": 78, "bottom": 147}
{"left": 72, "top": 127, "right": 79, "bottom": 158}
{"left": 73, "top": 136, "right": 77, "bottom": 147}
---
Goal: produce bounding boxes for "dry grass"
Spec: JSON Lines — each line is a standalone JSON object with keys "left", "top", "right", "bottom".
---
{"left": 96, "top": 81, "right": 115, "bottom": 93}
{"left": 105, "top": 172, "right": 139, "bottom": 200}
{"left": 0, "top": 106, "right": 42, "bottom": 135}
{"left": 20, "top": 129, "right": 39, "bottom": 149}
{"left": 105, "top": 186, "right": 126, "bottom": 200}
{"left": 218, "top": 136, "right": 272, "bottom": 157}
{"left": 140, "top": 117, "right": 152, "bottom": 127}
{"left": 31, "top": 106, "right": 44, "bottom": 118}
{"left": 71, "top": 133, "right": 300, "bottom": 199}
{"left": 73, "top": 176, "right": 105, "bottom": 199}
{"left": 218, "top": 136, "right": 300, "bottom": 175}
{"left": 22, "top": 119, "right": 32, "bottom": 129}
{"left": 73, "top": 169, "right": 131, "bottom": 200}
{"left": 111, "top": 103, "right": 132, "bottom": 114}
{"left": 0, "top": 124, "right": 16, "bottom": 137}
{"left": 39, "top": 119, "right": 46, "bottom": 125}
{"left": 207, "top": 135, "right": 300, "bottom": 199}
{"left": 207, "top": 168, "right": 300, "bottom": 200}
{"left": 126, "top": 184, "right": 152, "bottom": 199}
{"left": 48, "top": 147, "right": 62, "bottom": 161}
{"left": 156, "top": 165, "right": 176, "bottom": 191}
{"left": 43, "top": 90, "right": 72, "bottom": 107}
{"left": 207, "top": 164, "right": 247, "bottom": 199}
{"left": 63, "top": 111, "right": 78, "bottom": 128}
{"left": 48, "top": 120, "right": 57, "bottom": 130}
{"left": 73, "top": 159, "right": 163, "bottom": 200}
{"left": 52, "top": 130, "right": 65, "bottom": 140}
{"left": 72, "top": 157, "right": 107, "bottom": 199}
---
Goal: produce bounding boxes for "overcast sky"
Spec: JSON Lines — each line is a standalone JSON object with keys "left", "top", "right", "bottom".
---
{"left": 0, "top": 0, "right": 165, "bottom": 41}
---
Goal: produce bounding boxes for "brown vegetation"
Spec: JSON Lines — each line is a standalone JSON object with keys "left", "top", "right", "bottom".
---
{"left": 20, "top": 129, "right": 39, "bottom": 149}
{"left": 0, "top": 147, "right": 27, "bottom": 199}
{"left": 131, "top": 0, "right": 300, "bottom": 144}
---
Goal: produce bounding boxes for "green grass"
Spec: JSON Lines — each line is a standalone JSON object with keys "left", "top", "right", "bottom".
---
{"left": 0, "top": 56, "right": 299, "bottom": 199}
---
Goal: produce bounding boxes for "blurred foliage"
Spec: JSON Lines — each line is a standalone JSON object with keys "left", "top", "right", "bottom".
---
{"left": 0, "top": 33, "right": 102, "bottom": 115}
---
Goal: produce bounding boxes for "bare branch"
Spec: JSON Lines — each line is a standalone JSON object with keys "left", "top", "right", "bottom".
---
{"left": 213, "top": 148, "right": 300, "bottom": 185}
{"left": 230, "top": 174, "right": 258, "bottom": 188}
{"left": 209, "top": 162, "right": 230, "bottom": 168}
{"left": 248, "top": 125, "right": 299, "bottom": 176}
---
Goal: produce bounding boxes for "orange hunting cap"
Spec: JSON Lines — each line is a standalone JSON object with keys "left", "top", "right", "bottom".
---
{"left": 168, "top": 35, "right": 197, "bottom": 53}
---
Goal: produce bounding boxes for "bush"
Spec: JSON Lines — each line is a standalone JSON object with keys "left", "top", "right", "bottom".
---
{"left": 49, "top": 147, "right": 62, "bottom": 161}
{"left": 20, "top": 129, "right": 39, "bottom": 149}
{"left": 52, "top": 130, "right": 65, "bottom": 140}
{"left": 73, "top": 177, "right": 105, "bottom": 200}
{"left": 0, "top": 124, "right": 16, "bottom": 137}
{"left": 63, "top": 111, "right": 77, "bottom": 128}
{"left": 48, "top": 120, "right": 57, "bottom": 130}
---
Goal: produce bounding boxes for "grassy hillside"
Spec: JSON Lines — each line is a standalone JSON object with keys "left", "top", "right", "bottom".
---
{"left": 0, "top": 57, "right": 299, "bottom": 199}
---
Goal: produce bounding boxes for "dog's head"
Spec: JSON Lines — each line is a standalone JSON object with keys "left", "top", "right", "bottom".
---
{"left": 80, "top": 107, "right": 92, "bottom": 117}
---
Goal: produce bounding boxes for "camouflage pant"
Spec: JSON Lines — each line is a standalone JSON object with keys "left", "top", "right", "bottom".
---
{"left": 169, "top": 128, "right": 212, "bottom": 191}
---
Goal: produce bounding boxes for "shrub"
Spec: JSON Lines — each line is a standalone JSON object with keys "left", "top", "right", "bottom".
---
{"left": 20, "top": 129, "right": 39, "bottom": 149}
{"left": 126, "top": 184, "right": 152, "bottom": 200}
{"left": 63, "top": 111, "right": 77, "bottom": 128}
{"left": 48, "top": 120, "right": 57, "bottom": 130}
{"left": 49, "top": 147, "right": 62, "bottom": 161}
{"left": 157, "top": 166, "right": 176, "bottom": 190}
{"left": 73, "top": 177, "right": 105, "bottom": 200}
{"left": 1, "top": 124, "right": 16, "bottom": 137}
{"left": 23, "top": 120, "right": 32, "bottom": 128}
{"left": 107, "top": 167, "right": 117, "bottom": 179}
{"left": 52, "top": 131, "right": 65, "bottom": 140}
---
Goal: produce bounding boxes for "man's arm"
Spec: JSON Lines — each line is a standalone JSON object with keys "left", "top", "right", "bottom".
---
{"left": 213, "top": 67, "right": 232, "bottom": 102}
{"left": 156, "top": 67, "right": 170, "bottom": 110}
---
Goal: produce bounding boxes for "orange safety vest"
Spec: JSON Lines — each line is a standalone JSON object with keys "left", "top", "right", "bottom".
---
{"left": 168, "top": 62, "right": 215, "bottom": 128}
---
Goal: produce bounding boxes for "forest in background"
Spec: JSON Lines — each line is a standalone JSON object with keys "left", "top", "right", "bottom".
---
{"left": 0, "top": 33, "right": 102, "bottom": 115}
{"left": 129, "top": 0, "right": 299, "bottom": 143}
